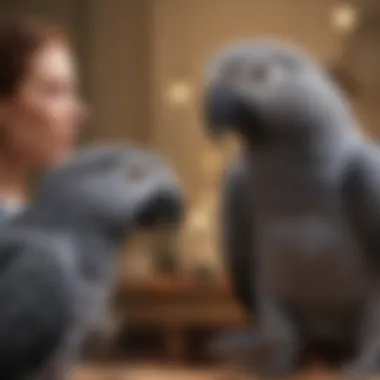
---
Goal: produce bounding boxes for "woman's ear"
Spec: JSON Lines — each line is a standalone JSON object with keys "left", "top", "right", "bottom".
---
{"left": 327, "top": 63, "right": 361, "bottom": 100}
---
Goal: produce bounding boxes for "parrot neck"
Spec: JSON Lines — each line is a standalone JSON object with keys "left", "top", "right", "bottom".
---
{"left": 13, "top": 207, "right": 126, "bottom": 286}
{"left": 243, "top": 118, "right": 364, "bottom": 193}
{"left": 243, "top": 106, "right": 363, "bottom": 162}
{"left": 14, "top": 205, "right": 129, "bottom": 249}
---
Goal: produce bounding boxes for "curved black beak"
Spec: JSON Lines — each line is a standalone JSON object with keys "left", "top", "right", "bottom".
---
{"left": 203, "top": 84, "right": 257, "bottom": 140}
{"left": 135, "top": 188, "right": 184, "bottom": 229}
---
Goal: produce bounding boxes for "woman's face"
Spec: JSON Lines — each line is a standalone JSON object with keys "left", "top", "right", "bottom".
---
{"left": 2, "top": 41, "right": 88, "bottom": 170}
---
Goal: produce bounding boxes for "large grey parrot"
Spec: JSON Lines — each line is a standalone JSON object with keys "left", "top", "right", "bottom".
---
{"left": 0, "top": 144, "right": 183, "bottom": 380}
{"left": 204, "top": 40, "right": 380, "bottom": 377}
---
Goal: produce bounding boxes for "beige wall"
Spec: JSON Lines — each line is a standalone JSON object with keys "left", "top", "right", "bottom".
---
{"left": 337, "top": 0, "right": 380, "bottom": 136}
{"left": 88, "top": 0, "right": 151, "bottom": 143}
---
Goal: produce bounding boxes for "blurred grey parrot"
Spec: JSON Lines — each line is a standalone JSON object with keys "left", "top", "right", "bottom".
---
{"left": 203, "top": 39, "right": 380, "bottom": 377}
{"left": 0, "top": 144, "right": 183, "bottom": 380}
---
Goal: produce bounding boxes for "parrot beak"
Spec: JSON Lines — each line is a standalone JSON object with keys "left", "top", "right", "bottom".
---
{"left": 203, "top": 83, "right": 258, "bottom": 143}
{"left": 203, "top": 83, "right": 238, "bottom": 139}
{"left": 134, "top": 188, "right": 184, "bottom": 229}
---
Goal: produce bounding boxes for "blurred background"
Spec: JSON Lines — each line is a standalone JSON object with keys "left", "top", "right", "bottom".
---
{"left": 2, "top": 0, "right": 380, "bottom": 378}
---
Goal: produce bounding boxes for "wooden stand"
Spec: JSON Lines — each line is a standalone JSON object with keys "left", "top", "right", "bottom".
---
{"left": 115, "top": 275, "right": 248, "bottom": 363}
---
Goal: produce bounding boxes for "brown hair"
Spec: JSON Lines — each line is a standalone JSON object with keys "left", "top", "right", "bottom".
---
{"left": 0, "top": 13, "right": 68, "bottom": 99}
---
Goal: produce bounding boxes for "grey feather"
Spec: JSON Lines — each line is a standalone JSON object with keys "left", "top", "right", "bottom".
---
{"left": 221, "top": 154, "right": 255, "bottom": 312}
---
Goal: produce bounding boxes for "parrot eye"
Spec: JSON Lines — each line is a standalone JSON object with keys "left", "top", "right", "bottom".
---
{"left": 247, "top": 62, "right": 288, "bottom": 86}
{"left": 127, "top": 165, "right": 146, "bottom": 181}
{"left": 248, "top": 63, "right": 271, "bottom": 83}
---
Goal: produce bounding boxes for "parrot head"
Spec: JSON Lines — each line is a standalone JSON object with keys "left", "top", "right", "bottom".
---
{"left": 31, "top": 144, "right": 184, "bottom": 239}
{"left": 203, "top": 39, "right": 355, "bottom": 147}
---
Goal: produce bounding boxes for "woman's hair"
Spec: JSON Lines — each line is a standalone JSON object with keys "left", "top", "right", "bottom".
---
{"left": 0, "top": 13, "right": 69, "bottom": 99}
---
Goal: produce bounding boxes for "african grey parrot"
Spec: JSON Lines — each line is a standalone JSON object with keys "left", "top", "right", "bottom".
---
{"left": 0, "top": 144, "right": 183, "bottom": 380}
{"left": 203, "top": 39, "right": 380, "bottom": 377}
